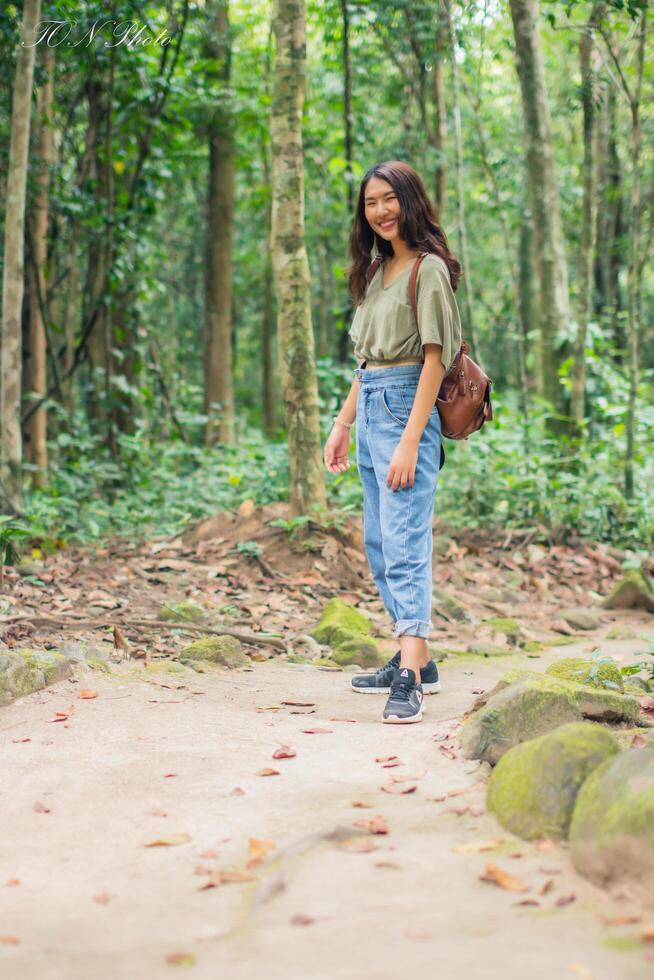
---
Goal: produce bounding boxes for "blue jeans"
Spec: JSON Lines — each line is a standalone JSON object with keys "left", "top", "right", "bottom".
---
{"left": 354, "top": 364, "right": 444, "bottom": 640}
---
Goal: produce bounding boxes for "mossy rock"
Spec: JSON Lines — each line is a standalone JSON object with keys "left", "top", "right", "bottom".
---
{"left": 179, "top": 635, "right": 249, "bottom": 669}
{"left": 602, "top": 569, "right": 654, "bottom": 614}
{"left": 521, "top": 640, "right": 547, "bottom": 654}
{"left": 160, "top": 601, "right": 208, "bottom": 623}
{"left": 313, "top": 658, "right": 343, "bottom": 669}
{"left": 541, "top": 636, "right": 582, "bottom": 648}
{"left": 331, "top": 637, "right": 385, "bottom": 668}
{"left": 0, "top": 649, "right": 74, "bottom": 705}
{"left": 310, "top": 598, "right": 372, "bottom": 644}
{"left": 612, "top": 728, "right": 654, "bottom": 750}
{"left": 487, "top": 722, "right": 620, "bottom": 841}
{"left": 461, "top": 671, "right": 641, "bottom": 765}
{"left": 481, "top": 618, "right": 523, "bottom": 644}
{"left": 558, "top": 607, "right": 603, "bottom": 631}
{"left": 545, "top": 657, "right": 624, "bottom": 693}
{"left": 569, "top": 746, "right": 654, "bottom": 901}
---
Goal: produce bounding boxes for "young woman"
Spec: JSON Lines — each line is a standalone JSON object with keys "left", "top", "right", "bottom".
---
{"left": 324, "top": 160, "right": 463, "bottom": 725}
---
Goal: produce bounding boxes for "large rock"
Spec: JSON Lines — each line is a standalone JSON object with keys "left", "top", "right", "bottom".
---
{"left": 0, "top": 649, "right": 74, "bottom": 706}
{"left": 545, "top": 657, "right": 623, "bottom": 693}
{"left": 558, "top": 607, "right": 603, "bottom": 631}
{"left": 179, "top": 635, "right": 249, "bottom": 668}
{"left": 487, "top": 722, "right": 619, "bottom": 840}
{"left": 601, "top": 569, "right": 654, "bottom": 614}
{"left": 432, "top": 586, "right": 474, "bottom": 624}
{"left": 461, "top": 670, "right": 641, "bottom": 765}
{"left": 569, "top": 746, "right": 654, "bottom": 903}
{"left": 310, "top": 598, "right": 384, "bottom": 668}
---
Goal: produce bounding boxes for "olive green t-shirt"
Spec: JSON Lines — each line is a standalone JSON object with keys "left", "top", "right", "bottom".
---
{"left": 348, "top": 253, "right": 462, "bottom": 372}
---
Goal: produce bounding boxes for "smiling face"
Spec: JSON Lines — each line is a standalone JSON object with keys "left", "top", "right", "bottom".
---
{"left": 363, "top": 176, "right": 403, "bottom": 242}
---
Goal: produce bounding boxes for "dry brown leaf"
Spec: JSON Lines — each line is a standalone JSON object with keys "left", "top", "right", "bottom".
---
{"left": 0, "top": 936, "right": 19, "bottom": 945}
{"left": 230, "top": 787, "right": 245, "bottom": 796}
{"left": 381, "top": 760, "right": 402, "bottom": 769}
{"left": 351, "top": 801, "right": 373, "bottom": 809}
{"left": 165, "top": 951, "right": 196, "bottom": 967}
{"left": 301, "top": 727, "right": 333, "bottom": 734}
{"left": 452, "top": 838, "right": 504, "bottom": 854}
{"left": 113, "top": 625, "right": 130, "bottom": 650}
{"left": 381, "top": 782, "right": 418, "bottom": 795}
{"left": 257, "top": 768, "right": 280, "bottom": 777}
{"left": 375, "top": 861, "right": 401, "bottom": 870}
{"left": 513, "top": 899, "right": 540, "bottom": 907}
{"left": 480, "top": 862, "right": 529, "bottom": 893}
{"left": 143, "top": 833, "right": 191, "bottom": 847}
{"left": 555, "top": 893, "right": 576, "bottom": 907}
{"left": 198, "top": 869, "right": 257, "bottom": 890}
{"left": 272, "top": 745, "right": 296, "bottom": 759}
{"left": 12, "top": 737, "right": 31, "bottom": 743}
{"left": 375, "top": 755, "right": 398, "bottom": 763}
{"left": 447, "top": 782, "right": 485, "bottom": 798}
{"left": 33, "top": 801, "right": 51, "bottom": 814}
{"left": 93, "top": 892, "right": 110, "bottom": 904}
{"left": 198, "top": 849, "right": 220, "bottom": 859}
{"left": 79, "top": 689, "right": 98, "bottom": 700}
{"left": 353, "top": 816, "right": 389, "bottom": 835}
{"left": 147, "top": 808, "right": 168, "bottom": 817}
{"left": 290, "top": 914, "right": 315, "bottom": 926}
{"left": 329, "top": 717, "right": 357, "bottom": 723}
{"left": 5, "top": 878, "right": 20, "bottom": 887}
{"left": 281, "top": 700, "right": 316, "bottom": 707}
{"left": 641, "top": 925, "right": 654, "bottom": 942}
{"left": 538, "top": 879, "right": 555, "bottom": 895}
{"left": 256, "top": 706, "right": 280, "bottom": 713}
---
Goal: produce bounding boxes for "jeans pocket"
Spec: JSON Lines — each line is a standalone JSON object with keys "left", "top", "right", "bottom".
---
{"left": 381, "top": 388, "right": 409, "bottom": 427}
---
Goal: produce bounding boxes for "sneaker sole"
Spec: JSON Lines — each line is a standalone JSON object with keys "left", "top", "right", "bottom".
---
{"left": 382, "top": 709, "right": 424, "bottom": 724}
{"left": 352, "top": 681, "right": 441, "bottom": 695}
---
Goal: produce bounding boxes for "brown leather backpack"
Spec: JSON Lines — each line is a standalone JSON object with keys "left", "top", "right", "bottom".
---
{"left": 366, "top": 252, "right": 493, "bottom": 440}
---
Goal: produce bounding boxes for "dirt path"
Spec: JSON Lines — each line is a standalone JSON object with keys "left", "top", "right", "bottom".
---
{"left": 1, "top": 626, "right": 652, "bottom": 980}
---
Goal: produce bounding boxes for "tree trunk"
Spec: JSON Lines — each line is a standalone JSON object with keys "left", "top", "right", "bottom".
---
{"left": 570, "top": 4, "right": 604, "bottom": 429}
{"left": 433, "top": 10, "right": 448, "bottom": 215}
{"left": 442, "top": 0, "right": 475, "bottom": 350}
{"left": 271, "top": 0, "right": 326, "bottom": 517}
{"left": 509, "top": 0, "right": 570, "bottom": 414}
{"left": 1, "top": 0, "right": 41, "bottom": 510}
{"left": 26, "top": 44, "right": 54, "bottom": 487}
{"left": 203, "top": 0, "right": 235, "bottom": 447}
{"left": 594, "top": 82, "right": 625, "bottom": 353}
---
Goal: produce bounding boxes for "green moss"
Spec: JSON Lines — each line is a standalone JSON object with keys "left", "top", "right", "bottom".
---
{"left": 179, "top": 635, "right": 249, "bottom": 668}
{"left": 487, "top": 722, "right": 620, "bottom": 840}
{"left": 461, "top": 671, "right": 641, "bottom": 765}
{"left": 160, "top": 601, "right": 207, "bottom": 623}
{"left": 540, "top": 636, "right": 580, "bottom": 647}
{"left": 313, "top": 658, "right": 342, "bottom": 669}
{"left": 601, "top": 936, "right": 644, "bottom": 953}
{"left": 85, "top": 656, "right": 111, "bottom": 673}
{"left": 603, "top": 568, "right": 654, "bottom": 611}
{"left": 331, "top": 637, "right": 384, "bottom": 668}
{"left": 521, "top": 640, "right": 546, "bottom": 653}
{"left": 546, "top": 657, "right": 624, "bottom": 693}
{"left": 481, "top": 618, "right": 522, "bottom": 642}
{"left": 310, "top": 598, "right": 372, "bottom": 644}
{"left": 465, "top": 641, "right": 514, "bottom": 657}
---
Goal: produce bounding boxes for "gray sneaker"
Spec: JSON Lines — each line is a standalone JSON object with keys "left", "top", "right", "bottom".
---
{"left": 382, "top": 667, "right": 425, "bottom": 724}
{"left": 351, "top": 651, "right": 441, "bottom": 694}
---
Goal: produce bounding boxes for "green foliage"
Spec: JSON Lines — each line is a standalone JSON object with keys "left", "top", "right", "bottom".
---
{"left": 0, "top": 517, "right": 30, "bottom": 567}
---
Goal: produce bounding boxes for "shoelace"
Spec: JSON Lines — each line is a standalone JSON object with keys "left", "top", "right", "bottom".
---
{"left": 372, "top": 654, "right": 399, "bottom": 677}
{"left": 389, "top": 681, "right": 413, "bottom": 702}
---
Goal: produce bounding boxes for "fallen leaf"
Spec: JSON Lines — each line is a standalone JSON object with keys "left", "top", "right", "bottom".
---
{"left": 513, "top": 899, "right": 540, "bottom": 907}
{"left": 113, "top": 626, "right": 130, "bottom": 651}
{"left": 5, "top": 878, "right": 20, "bottom": 887}
{"left": 198, "top": 850, "right": 220, "bottom": 859}
{"left": 353, "top": 816, "right": 389, "bottom": 835}
{"left": 641, "top": 925, "right": 654, "bottom": 942}
{"left": 230, "top": 787, "right": 245, "bottom": 796}
{"left": 340, "top": 837, "right": 379, "bottom": 853}
{"left": 248, "top": 838, "right": 275, "bottom": 859}
{"left": 631, "top": 733, "right": 647, "bottom": 747}
{"left": 452, "top": 839, "right": 504, "bottom": 854}
{"left": 33, "top": 801, "right": 51, "bottom": 813}
{"left": 480, "top": 862, "right": 529, "bottom": 893}
{"left": 0, "top": 936, "right": 19, "bottom": 945}
{"left": 11, "top": 737, "right": 30, "bottom": 743}
{"left": 439, "top": 745, "right": 457, "bottom": 760}
{"left": 375, "top": 860, "right": 401, "bottom": 870}
{"left": 431, "top": 795, "right": 447, "bottom": 803}
{"left": 282, "top": 700, "right": 315, "bottom": 707}
{"left": 328, "top": 717, "right": 357, "bottom": 723}
{"left": 381, "top": 760, "right": 402, "bottom": 769}
{"left": 351, "top": 801, "right": 373, "bottom": 809}
{"left": 165, "top": 951, "right": 196, "bottom": 967}
{"left": 272, "top": 745, "right": 296, "bottom": 759}
{"left": 48, "top": 708, "right": 74, "bottom": 723}
{"left": 163, "top": 773, "right": 177, "bottom": 779}
{"left": 405, "top": 928, "right": 432, "bottom": 941}
{"left": 381, "top": 783, "right": 418, "bottom": 795}
{"left": 603, "top": 914, "right": 641, "bottom": 926}
{"left": 198, "top": 869, "right": 257, "bottom": 890}
{"left": 555, "top": 894, "right": 576, "bottom": 907}
{"left": 471, "top": 687, "right": 485, "bottom": 695}
{"left": 538, "top": 879, "right": 555, "bottom": 895}
{"left": 290, "top": 914, "right": 315, "bottom": 926}
{"left": 301, "top": 727, "right": 333, "bottom": 734}
{"left": 449, "top": 805, "right": 471, "bottom": 816}
{"left": 447, "top": 782, "right": 485, "bottom": 798}
{"left": 143, "top": 833, "right": 191, "bottom": 847}
{"left": 257, "top": 768, "right": 280, "bottom": 777}
{"left": 79, "top": 689, "right": 98, "bottom": 699}
{"left": 93, "top": 892, "right": 110, "bottom": 904}
{"left": 256, "top": 706, "right": 280, "bottom": 713}
{"left": 375, "top": 755, "right": 398, "bottom": 763}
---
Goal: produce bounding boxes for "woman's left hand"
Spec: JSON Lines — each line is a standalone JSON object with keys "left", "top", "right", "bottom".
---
{"left": 386, "top": 437, "right": 419, "bottom": 490}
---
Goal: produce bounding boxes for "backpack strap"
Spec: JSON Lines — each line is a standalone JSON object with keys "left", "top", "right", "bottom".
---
{"left": 409, "top": 252, "right": 468, "bottom": 376}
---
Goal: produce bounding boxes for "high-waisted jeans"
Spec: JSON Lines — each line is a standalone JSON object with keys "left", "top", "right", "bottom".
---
{"left": 354, "top": 363, "right": 444, "bottom": 640}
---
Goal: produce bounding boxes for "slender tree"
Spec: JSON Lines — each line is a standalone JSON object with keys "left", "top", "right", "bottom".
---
{"left": 1, "top": 0, "right": 41, "bottom": 510}
{"left": 509, "top": 0, "right": 571, "bottom": 415}
{"left": 270, "top": 0, "right": 327, "bottom": 516}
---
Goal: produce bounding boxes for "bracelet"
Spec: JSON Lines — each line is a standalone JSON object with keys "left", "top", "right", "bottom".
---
{"left": 333, "top": 417, "right": 353, "bottom": 430}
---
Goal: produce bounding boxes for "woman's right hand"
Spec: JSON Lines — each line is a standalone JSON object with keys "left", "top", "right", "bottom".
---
{"left": 324, "top": 424, "right": 352, "bottom": 473}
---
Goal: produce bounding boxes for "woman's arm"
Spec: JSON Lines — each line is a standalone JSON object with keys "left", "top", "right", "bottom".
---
{"left": 386, "top": 344, "right": 444, "bottom": 490}
{"left": 324, "top": 377, "right": 360, "bottom": 473}
{"left": 334, "top": 376, "right": 360, "bottom": 429}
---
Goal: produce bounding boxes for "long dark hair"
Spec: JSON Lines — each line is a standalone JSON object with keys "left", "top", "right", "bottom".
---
{"left": 346, "top": 160, "right": 462, "bottom": 304}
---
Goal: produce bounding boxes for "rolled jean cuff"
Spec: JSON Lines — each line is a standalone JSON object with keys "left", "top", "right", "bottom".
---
{"left": 394, "top": 619, "right": 432, "bottom": 639}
